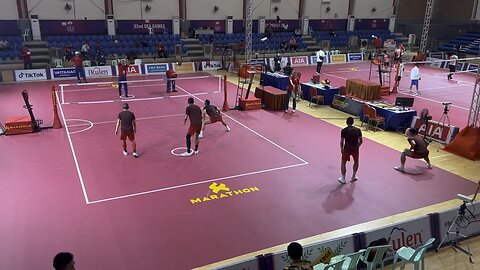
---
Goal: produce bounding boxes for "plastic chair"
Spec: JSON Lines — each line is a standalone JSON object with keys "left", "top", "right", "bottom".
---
{"left": 360, "top": 244, "right": 392, "bottom": 270}
{"left": 360, "top": 104, "right": 370, "bottom": 129}
{"left": 313, "top": 257, "right": 346, "bottom": 270}
{"left": 392, "top": 238, "right": 435, "bottom": 270}
{"left": 309, "top": 87, "right": 324, "bottom": 107}
{"left": 23, "top": 29, "right": 30, "bottom": 41}
{"left": 53, "top": 58, "right": 63, "bottom": 68}
{"left": 366, "top": 106, "right": 385, "bottom": 132}
{"left": 329, "top": 250, "right": 364, "bottom": 270}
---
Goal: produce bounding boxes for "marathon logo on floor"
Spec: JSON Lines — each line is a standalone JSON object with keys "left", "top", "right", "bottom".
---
{"left": 15, "top": 69, "right": 48, "bottom": 81}
{"left": 189, "top": 182, "right": 260, "bottom": 204}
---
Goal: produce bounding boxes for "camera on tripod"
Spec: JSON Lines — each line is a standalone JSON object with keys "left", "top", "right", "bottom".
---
{"left": 442, "top": 102, "right": 452, "bottom": 113}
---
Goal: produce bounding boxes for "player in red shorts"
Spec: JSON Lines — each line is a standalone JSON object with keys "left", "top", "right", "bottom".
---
{"left": 339, "top": 117, "right": 363, "bottom": 184}
{"left": 395, "top": 128, "right": 432, "bottom": 172}
{"left": 115, "top": 103, "right": 138, "bottom": 157}
{"left": 199, "top": 99, "right": 230, "bottom": 138}
{"left": 182, "top": 97, "right": 202, "bottom": 156}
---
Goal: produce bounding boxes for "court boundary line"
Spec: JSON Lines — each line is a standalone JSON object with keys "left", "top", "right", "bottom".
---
{"left": 63, "top": 86, "right": 308, "bottom": 204}
{"left": 56, "top": 92, "right": 90, "bottom": 204}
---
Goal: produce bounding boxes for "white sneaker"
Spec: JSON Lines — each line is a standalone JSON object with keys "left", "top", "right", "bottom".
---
{"left": 194, "top": 150, "right": 199, "bottom": 155}
{"left": 123, "top": 150, "right": 128, "bottom": 156}
{"left": 427, "top": 164, "right": 432, "bottom": 169}
{"left": 199, "top": 131, "right": 203, "bottom": 138}
{"left": 284, "top": 110, "right": 288, "bottom": 113}
{"left": 351, "top": 176, "right": 358, "bottom": 182}
{"left": 292, "top": 109, "right": 296, "bottom": 113}
{"left": 338, "top": 177, "right": 346, "bottom": 184}
{"left": 133, "top": 152, "right": 138, "bottom": 158}
{"left": 181, "top": 151, "right": 193, "bottom": 157}
{"left": 226, "top": 126, "right": 231, "bottom": 132}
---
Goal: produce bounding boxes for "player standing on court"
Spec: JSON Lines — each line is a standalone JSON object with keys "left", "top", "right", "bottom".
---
{"left": 316, "top": 48, "right": 325, "bottom": 74}
{"left": 447, "top": 52, "right": 458, "bottom": 80}
{"left": 118, "top": 58, "right": 130, "bottom": 98}
{"left": 115, "top": 103, "right": 138, "bottom": 157}
{"left": 166, "top": 68, "right": 178, "bottom": 93}
{"left": 199, "top": 99, "right": 230, "bottom": 138}
{"left": 182, "top": 97, "right": 202, "bottom": 156}
{"left": 339, "top": 117, "right": 363, "bottom": 184}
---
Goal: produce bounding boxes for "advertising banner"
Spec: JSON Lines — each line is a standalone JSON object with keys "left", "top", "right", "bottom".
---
{"left": 14, "top": 69, "right": 48, "bottom": 81}
{"left": 310, "top": 55, "right": 330, "bottom": 65}
{"left": 468, "top": 63, "right": 479, "bottom": 73}
{"left": 265, "top": 19, "right": 299, "bottom": 32}
{"left": 145, "top": 63, "right": 168, "bottom": 74}
{"left": 330, "top": 54, "right": 347, "bottom": 63}
{"left": 117, "top": 20, "right": 172, "bottom": 34}
{"left": 190, "top": 20, "right": 226, "bottom": 33}
{"left": 200, "top": 61, "right": 222, "bottom": 71}
{"left": 307, "top": 19, "right": 348, "bottom": 31}
{"left": 364, "top": 216, "right": 432, "bottom": 261}
{"left": 347, "top": 53, "right": 364, "bottom": 62}
{"left": 40, "top": 20, "right": 106, "bottom": 35}
{"left": 289, "top": 56, "right": 309, "bottom": 66}
{"left": 50, "top": 67, "right": 77, "bottom": 79}
{"left": 84, "top": 66, "right": 112, "bottom": 78}
{"left": 0, "top": 20, "right": 19, "bottom": 35}
{"left": 117, "top": 65, "right": 142, "bottom": 75}
{"left": 268, "top": 57, "right": 289, "bottom": 70}
{"left": 331, "top": 94, "right": 364, "bottom": 116}
{"left": 410, "top": 116, "right": 459, "bottom": 144}
{"left": 355, "top": 19, "right": 389, "bottom": 30}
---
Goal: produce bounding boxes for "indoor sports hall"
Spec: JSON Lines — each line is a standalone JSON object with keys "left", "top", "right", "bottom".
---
{"left": 1, "top": 1, "right": 480, "bottom": 270}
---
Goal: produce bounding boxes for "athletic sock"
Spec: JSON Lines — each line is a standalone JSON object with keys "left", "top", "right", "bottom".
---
{"left": 194, "top": 145, "right": 198, "bottom": 151}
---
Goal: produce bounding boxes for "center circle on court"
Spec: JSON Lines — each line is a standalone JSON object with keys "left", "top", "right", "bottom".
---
{"left": 66, "top": 119, "right": 94, "bottom": 134}
{"left": 171, "top": 147, "right": 188, "bottom": 156}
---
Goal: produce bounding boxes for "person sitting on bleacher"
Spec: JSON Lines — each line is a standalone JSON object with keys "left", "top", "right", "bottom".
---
{"left": 289, "top": 37, "right": 297, "bottom": 52}
{"left": 284, "top": 242, "right": 313, "bottom": 270}
{"left": 64, "top": 43, "right": 73, "bottom": 62}
{"left": 0, "top": 40, "right": 9, "bottom": 50}
{"left": 156, "top": 42, "right": 167, "bottom": 58}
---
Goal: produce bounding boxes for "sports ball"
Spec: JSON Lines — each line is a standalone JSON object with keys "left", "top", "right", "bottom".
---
{"left": 27, "top": 51, "right": 31, "bottom": 55}
{"left": 114, "top": 40, "right": 119, "bottom": 44}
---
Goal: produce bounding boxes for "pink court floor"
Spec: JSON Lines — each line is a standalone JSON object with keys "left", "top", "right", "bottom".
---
{"left": 0, "top": 63, "right": 477, "bottom": 270}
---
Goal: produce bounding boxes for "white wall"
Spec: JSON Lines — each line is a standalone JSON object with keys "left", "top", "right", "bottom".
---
{"left": 252, "top": 0, "right": 300, "bottom": 20}
{"left": 27, "top": 0, "right": 105, "bottom": 19}
{"left": 303, "top": 0, "right": 349, "bottom": 19}
{"left": 352, "top": 0, "right": 394, "bottom": 18}
{"left": 186, "top": 0, "right": 242, "bottom": 20}
{"left": 0, "top": 0, "right": 19, "bottom": 19}
{"left": 113, "top": 0, "right": 178, "bottom": 20}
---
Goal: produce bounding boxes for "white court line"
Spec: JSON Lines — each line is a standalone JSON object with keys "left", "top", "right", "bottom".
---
{"left": 62, "top": 83, "right": 167, "bottom": 93}
{"left": 87, "top": 163, "right": 307, "bottom": 204}
{"left": 56, "top": 92, "right": 90, "bottom": 204}
{"left": 85, "top": 87, "right": 309, "bottom": 204}
{"left": 63, "top": 91, "right": 220, "bottom": 105}
{"left": 66, "top": 119, "right": 94, "bottom": 134}
{"left": 177, "top": 86, "right": 309, "bottom": 165}
{"left": 67, "top": 114, "right": 185, "bottom": 128}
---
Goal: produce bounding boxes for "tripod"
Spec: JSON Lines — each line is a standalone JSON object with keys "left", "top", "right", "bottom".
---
{"left": 438, "top": 103, "right": 451, "bottom": 127}
{"left": 436, "top": 202, "right": 475, "bottom": 263}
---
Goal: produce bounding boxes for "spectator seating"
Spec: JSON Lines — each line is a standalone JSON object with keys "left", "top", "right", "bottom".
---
{"left": 438, "top": 32, "right": 480, "bottom": 54}
{"left": 0, "top": 36, "right": 23, "bottom": 62}
{"left": 47, "top": 34, "right": 184, "bottom": 58}
{"left": 312, "top": 29, "right": 395, "bottom": 48}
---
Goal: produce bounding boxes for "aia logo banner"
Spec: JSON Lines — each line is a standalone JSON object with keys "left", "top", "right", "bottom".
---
{"left": 290, "top": 56, "right": 308, "bottom": 66}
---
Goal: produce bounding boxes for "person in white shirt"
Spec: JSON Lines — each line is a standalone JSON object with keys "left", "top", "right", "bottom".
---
{"left": 316, "top": 48, "right": 326, "bottom": 74}
{"left": 410, "top": 64, "right": 420, "bottom": 94}
{"left": 81, "top": 41, "right": 90, "bottom": 59}
{"left": 392, "top": 62, "right": 405, "bottom": 93}
{"left": 447, "top": 52, "right": 458, "bottom": 80}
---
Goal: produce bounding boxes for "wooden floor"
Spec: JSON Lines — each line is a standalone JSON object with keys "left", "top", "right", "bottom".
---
{"left": 195, "top": 70, "right": 480, "bottom": 270}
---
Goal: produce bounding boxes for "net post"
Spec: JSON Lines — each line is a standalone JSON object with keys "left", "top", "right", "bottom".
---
{"left": 60, "top": 84, "right": 65, "bottom": 104}
{"left": 222, "top": 75, "right": 229, "bottom": 112}
{"left": 51, "top": 86, "right": 62, "bottom": 129}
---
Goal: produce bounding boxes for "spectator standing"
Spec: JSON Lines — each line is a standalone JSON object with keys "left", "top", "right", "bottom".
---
{"left": 273, "top": 53, "right": 282, "bottom": 72}
{"left": 282, "top": 62, "right": 293, "bottom": 76}
{"left": 284, "top": 71, "right": 301, "bottom": 113}
{"left": 22, "top": 46, "right": 32, "bottom": 69}
{"left": 383, "top": 50, "right": 390, "bottom": 68}
{"left": 315, "top": 48, "right": 325, "bottom": 74}
{"left": 64, "top": 43, "right": 73, "bottom": 62}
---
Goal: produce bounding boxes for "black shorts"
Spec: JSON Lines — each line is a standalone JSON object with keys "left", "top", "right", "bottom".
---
{"left": 449, "top": 65, "right": 456, "bottom": 73}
